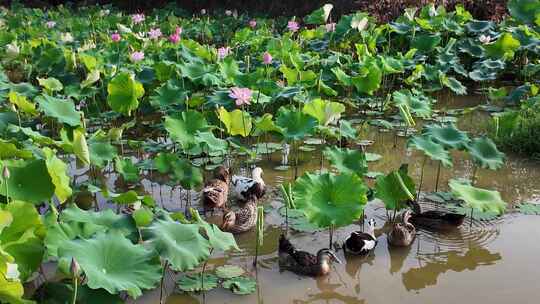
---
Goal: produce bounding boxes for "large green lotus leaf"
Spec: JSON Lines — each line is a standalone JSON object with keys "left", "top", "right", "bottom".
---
{"left": 408, "top": 135, "right": 452, "bottom": 167}
{"left": 42, "top": 148, "right": 72, "bottom": 203}
{"left": 36, "top": 95, "right": 81, "bottom": 127}
{"left": 392, "top": 90, "right": 432, "bottom": 118}
{"left": 143, "top": 219, "right": 210, "bottom": 271}
{"left": 81, "top": 69, "right": 101, "bottom": 88}
{"left": 107, "top": 72, "right": 145, "bottom": 116}
{"left": 8, "top": 91, "right": 37, "bottom": 116}
{"left": 411, "top": 33, "right": 442, "bottom": 52}
{"left": 276, "top": 107, "right": 317, "bottom": 141}
{"left": 177, "top": 273, "right": 218, "bottom": 292}
{"left": 324, "top": 146, "right": 367, "bottom": 176}
{"left": 304, "top": 4, "right": 333, "bottom": 24}
{"left": 114, "top": 157, "right": 139, "bottom": 183}
{"left": 0, "top": 262, "right": 31, "bottom": 304}
{"left": 466, "top": 137, "right": 505, "bottom": 170}
{"left": 164, "top": 111, "right": 210, "bottom": 149}
{"left": 293, "top": 172, "right": 368, "bottom": 228}
{"left": 302, "top": 98, "right": 345, "bottom": 126}
{"left": 37, "top": 77, "right": 63, "bottom": 93}
{"left": 0, "top": 140, "right": 33, "bottom": 160}
{"left": 60, "top": 205, "right": 136, "bottom": 237}
{"left": 45, "top": 217, "right": 105, "bottom": 258}
{"left": 58, "top": 231, "right": 162, "bottom": 298}
{"left": 195, "top": 131, "right": 228, "bottom": 153}
{"left": 441, "top": 75, "right": 467, "bottom": 95}
{"left": 253, "top": 113, "right": 280, "bottom": 136}
{"left": 0, "top": 159, "right": 55, "bottom": 204}
{"left": 484, "top": 33, "right": 521, "bottom": 60}
{"left": 0, "top": 201, "right": 45, "bottom": 281}
{"left": 191, "top": 209, "right": 239, "bottom": 252}
{"left": 32, "top": 282, "right": 123, "bottom": 304}
{"left": 375, "top": 165, "right": 416, "bottom": 211}
{"left": 222, "top": 276, "right": 257, "bottom": 295}
{"left": 217, "top": 107, "right": 252, "bottom": 137}
{"left": 449, "top": 180, "right": 507, "bottom": 215}
{"left": 89, "top": 141, "right": 118, "bottom": 168}
{"left": 508, "top": 0, "right": 540, "bottom": 24}
{"left": 424, "top": 124, "right": 470, "bottom": 149}
{"left": 149, "top": 80, "right": 187, "bottom": 108}
{"left": 171, "top": 159, "right": 203, "bottom": 189}
{"left": 465, "top": 20, "right": 494, "bottom": 33}
{"left": 351, "top": 60, "right": 382, "bottom": 95}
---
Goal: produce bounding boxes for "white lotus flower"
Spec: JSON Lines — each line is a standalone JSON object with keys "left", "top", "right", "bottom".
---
{"left": 351, "top": 17, "right": 368, "bottom": 31}
{"left": 479, "top": 35, "right": 492, "bottom": 44}
{"left": 323, "top": 4, "right": 333, "bottom": 22}
{"left": 61, "top": 32, "right": 74, "bottom": 43}
{"left": 225, "top": 10, "right": 232, "bottom": 16}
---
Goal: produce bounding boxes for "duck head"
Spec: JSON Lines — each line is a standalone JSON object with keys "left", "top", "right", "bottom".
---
{"left": 251, "top": 167, "right": 264, "bottom": 182}
{"left": 367, "top": 218, "right": 376, "bottom": 237}
{"left": 220, "top": 210, "right": 236, "bottom": 231}
{"left": 215, "top": 166, "right": 230, "bottom": 183}
{"left": 317, "top": 248, "right": 341, "bottom": 275}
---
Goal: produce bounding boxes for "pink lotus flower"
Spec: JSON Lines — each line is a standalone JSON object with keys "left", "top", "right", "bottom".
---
{"left": 175, "top": 27, "right": 183, "bottom": 35}
{"left": 130, "top": 51, "right": 145, "bottom": 62}
{"left": 263, "top": 52, "right": 272, "bottom": 65}
{"left": 169, "top": 33, "right": 180, "bottom": 44}
{"left": 111, "top": 32, "right": 121, "bottom": 42}
{"left": 229, "top": 87, "right": 252, "bottom": 106}
{"left": 217, "top": 47, "right": 230, "bottom": 60}
{"left": 148, "top": 28, "right": 162, "bottom": 39}
{"left": 287, "top": 21, "right": 299, "bottom": 32}
{"left": 132, "top": 13, "right": 145, "bottom": 24}
{"left": 46, "top": 21, "right": 56, "bottom": 28}
{"left": 249, "top": 20, "right": 257, "bottom": 28}
{"left": 325, "top": 23, "right": 336, "bottom": 32}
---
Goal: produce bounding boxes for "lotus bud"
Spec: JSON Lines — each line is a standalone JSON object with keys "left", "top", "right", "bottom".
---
{"left": 201, "top": 9, "right": 206, "bottom": 15}
{"left": 10, "top": 103, "right": 17, "bottom": 112}
{"left": 2, "top": 166, "right": 9, "bottom": 179}
{"left": 225, "top": 9, "right": 232, "bottom": 16}
{"left": 70, "top": 258, "right": 80, "bottom": 276}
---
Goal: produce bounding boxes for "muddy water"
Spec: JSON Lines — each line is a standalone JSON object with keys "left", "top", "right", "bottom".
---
{"left": 133, "top": 96, "right": 540, "bottom": 304}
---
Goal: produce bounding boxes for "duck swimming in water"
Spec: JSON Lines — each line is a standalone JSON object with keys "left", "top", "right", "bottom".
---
{"left": 220, "top": 199, "right": 257, "bottom": 234}
{"left": 388, "top": 210, "right": 416, "bottom": 247}
{"left": 344, "top": 218, "right": 377, "bottom": 255}
{"left": 231, "top": 167, "right": 265, "bottom": 202}
{"left": 201, "top": 166, "right": 230, "bottom": 213}
{"left": 407, "top": 200, "right": 466, "bottom": 231}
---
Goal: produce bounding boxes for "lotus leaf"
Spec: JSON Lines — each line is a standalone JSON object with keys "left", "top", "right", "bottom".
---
{"left": 217, "top": 107, "right": 252, "bottom": 137}
{"left": 365, "top": 152, "right": 382, "bottom": 162}
{"left": 449, "top": 180, "right": 507, "bottom": 215}
{"left": 408, "top": 135, "right": 452, "bottom": 167}
{"left": 393, "top": 90, "right": 432, "bottom": 118}
{"left": 37, "top": 95, "right": 81, "bottom": 127}
{"left": 42, "top": 148, "right": 72, "bottom": 203}
{"left": 411, "top": 34, "right": 442, "bottom": 52}
{"left": 304, "top": 4, "right": 333, "bottom": 25}
{"left": 72, "top": 127, "right": 90, "bottom": 165}
{"left": 164, "top": 111, "right": 210, "bottom": 149}
{"left": 484, "top": 33, "right": 521, "bottom": 60}
{"left": 8, "top": 91, "right": 37, "bottom": 116}
{"left": 517, "top": 202, "right": 540, "bottom": 215}
{"left": 324, "top": 146, "right": 368, "bottom": 176}
{"left": 0, "top": 159, "right": 55, "bottom": 204}
{"left": 508, "top": 0, "right": 540, "bottom": 24}
{"left": 37, "top": 77, "right": 63, "bottom": 93}
{"left": 375, "top": 165, "right": 416, "bottom": 211}
{"left": 466, "top": 137, "right": 505, "bottom": 170}
{"left": 302, "top": 98, "right": 345, "bottom": 126}
{"left": 424, "top": 124, "right": 470, "bottom": 149}
{"left": 191, "top": 210, "right": 239, "bottom": 252}
{"left": 222, "top": 276, "right": 257, "bottom": 295}
{"left": 276, "top": 107, "right": 317, "bottom": 141}
{"left": 177, "top": 273, "right": 218, "bottom": 292}
{"left": 107, "top": 72, "right": 145, "bottom": 116}
{"left": 215, "top": 265, "right": 244, "bottom": 279}
{"left": 115, "top": 157, "right": 139, "bottom": 183}
{"left": 293, "top": 172, "right": 368, "bottom": 228}
{"left": 351, "top": 60, "right": 382, "bottom": 95}
{"left": 89, "top": 141, "right": 117, "bottom": 168}
{"left": 0, "top": 140, "right": 32, "bottom": 160}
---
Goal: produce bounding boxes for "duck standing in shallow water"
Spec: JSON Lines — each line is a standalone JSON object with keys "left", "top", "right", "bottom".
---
{"left": 231, "top": 167, "right": 265, "bottom": 202}
{"left": 220, "top": 199, "right": 257, "bottom": 234}
{"left": 344, "top": 219, "right": 377, "bottom": 255}
{"left": 201, "top": 166, "right": 230, "bottom": 213}
{"left": 388, "top": 210, "right": 416, "bottom": 247}
{"left": 407, "top": 200, "right": 466, "bottom": 231}
{"left": 278, "top": 234, "right": 341, "bottom": 277}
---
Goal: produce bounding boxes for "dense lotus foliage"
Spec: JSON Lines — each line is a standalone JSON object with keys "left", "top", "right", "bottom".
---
{"left": 0, "top": 0, "right": 538, "bottom": 302}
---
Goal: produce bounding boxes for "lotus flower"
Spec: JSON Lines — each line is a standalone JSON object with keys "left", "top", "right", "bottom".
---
{"left": 100, "top": 9, "right": 110, "bottom": 16}
{"left": 111, "top": 32, "right": 121, "bottom": 42}
{"left": 225, "top": 10, "right": 232, "bottom": 16}
{"left": 287, "top": 20, "right": 300, "bottom": 32}
{"left": 263, "top": 52, "right": 272, "bottom": 65}
{"left": 249, "top": 20, "right": 257, "bottom": 28}
{"left": 131, "top": 13, "right": 145, "bottom": 24}
{"left": 169, "top": 33, "right": 180, "bottom": 44}
{"left": 479, "top": 34, "right": 492, "bottom": 44}
{"left": 217, "top": 47, "right": 230, "bottom": 60}
{"left": 351, "top": 17, "right": 368, "bottom": 31}
{"left": 325, "top": 23, "right": 336, "bottom": 32}
{"left": 229, "top": 87, "right": 252, "bottom": 106}
{"left": 201, "top": 9, "right": 207, "bottom": 15}
{"left": 130, "top": 51, "right": 145, "bottom": 62}
{"left": 148, "top": 28, "right": 162, "bottom": 39}
{"left": 61, "top": 32, "right": 74, "bottom": 43}
{"left": 175, "top": 27, "right": 183, "bottom": 35}
{"left": 46, "top": 21, "right": 56, "bottom": 28}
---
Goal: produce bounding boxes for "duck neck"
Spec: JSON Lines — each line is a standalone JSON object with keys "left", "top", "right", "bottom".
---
{"left": 367, "top": 224, "right": 375, "bottom": 239}
{"left": 318, "top": 256, "right": 331, "bottom": 275}
{"left": 252, "top": 171, "right": 264, "bottom": 185}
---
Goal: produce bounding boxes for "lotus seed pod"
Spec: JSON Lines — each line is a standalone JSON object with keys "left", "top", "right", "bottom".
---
{"left": 2, "top": 166, "right": 9, "bottom": 179}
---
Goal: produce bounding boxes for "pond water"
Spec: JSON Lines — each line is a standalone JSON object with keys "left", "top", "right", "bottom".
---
{"left": 125, "top": 94, "right": 540, "bottom": 304}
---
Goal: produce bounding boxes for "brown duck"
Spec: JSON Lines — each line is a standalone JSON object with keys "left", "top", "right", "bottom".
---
{"left": 201, "top": 166, "right": 230, "bottom": 213}
{"left": 388, "top": 210, "right": 416, "bottom": 247}
{"left": 407, "top": 200, "right": 466, "bottom": 231}
{"left": 220, "top": 199, "right": 257, "bottom": 234}
{"left": 278, "top": 234, "right": 341, "bottom": 277}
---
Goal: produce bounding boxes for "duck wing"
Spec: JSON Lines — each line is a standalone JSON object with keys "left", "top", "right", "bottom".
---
{"left": 291, "top": 250, "right": 317, "bottom": 266}
{"left": 345, "top": 232, "right": 376, "bottom": 253}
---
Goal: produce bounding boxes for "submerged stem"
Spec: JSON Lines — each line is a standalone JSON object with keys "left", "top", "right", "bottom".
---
{"left": 417, "top": 156, "right": 427, "bottom": 201}
{"left": 434, "top": 161, "right": 442, "bottom": 192}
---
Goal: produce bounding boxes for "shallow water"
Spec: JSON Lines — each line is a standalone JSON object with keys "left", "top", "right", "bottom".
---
{"left": 128, "top": 95, "right": 540, "bottom": 304}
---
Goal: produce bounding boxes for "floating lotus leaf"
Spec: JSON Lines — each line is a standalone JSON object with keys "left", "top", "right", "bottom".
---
{"left": 407, "top": 135, "right": 452, "bottom": 167}
{"left": 448, "top": 205, "right": 500, "bottom": 221}
{"left": 58, "top": 231, "right": 161, "bottom": 298}
{"left": 0, "top": 159, "right": 55, "bottom": 204}
{"left": 164, "top": 111, "right": 210, "bottom": 149}
{"left": 43, "top": 148, "right": 72, "bottom": 203}
{"left": 37, "top": 95, "right": 81, "bottom": 127}
{"left": 302, "top": 98, "right": 345, "bottom": 126}
{"left": 375, "top": 164, "right": 416, "bottom": 211}
{"left": 449, "top": 180, "right": 507, "bottom": 215}
{"left": 484, "top": 33, "right": 521, "bottom": 60}
{"left": 424, "top": 124, "right": 470, "bottom": 149}
{"left": 517, "top": 202, "right": 540, "bottom": 215}
{"left": 392, "top": 89, "right": 432, "bottom": 118}
{"left": 115, "top": 157, "right": 139, "bottom": 183}
{"left": 323, "top": 146, "right": 368, "bottom": 176}
{"left": 89, "top": 141, "right": 117, "bottom": 168}
{"left": 466, "top": 137, "right": 505, "bottom": 170}
{"left": 365, "top": 152, "right": 382, "bottom": 162}
{"left": 8, "top": 91, "right": 37, "bottom": 116}
{"left": 508, "top": 0, "right": 540, "bottom": 24}
{"left": 177, "top": 273, "right": 218, "bottom": 292}
{"left": 276, "top": 107, "right": 317, "bottom": 141}
{"left": 37, "top": 77, "right": 63, "bottom": 92}
{"left": 107, "top": 72, "right": 145, "bottom": 116}
{"left": 293, "top": 172, "right": 368, "bottom": 228}
{"left": 222, "top": 276, "right": 257, "bottom": 295}
{"left": 143, "top": 219, "right": 210, "bottom": 272}
{"left": 217, "top": 107, "right": 252, "bottom": 137}
{"left": 215, "top": 265, "right": 244, "bottom": 279}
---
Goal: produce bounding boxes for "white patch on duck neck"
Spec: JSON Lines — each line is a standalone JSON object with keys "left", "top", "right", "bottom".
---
{"left": 367, "top": 223, "right": 376, "bottom": 239}
{"left": 251, "top": 168, "right": 264, "bottom": 185}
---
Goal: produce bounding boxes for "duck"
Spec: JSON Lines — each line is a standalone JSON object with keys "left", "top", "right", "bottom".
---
{"left": 406, "top": 200, "right": 466, "bottom": 231}
{"left": 344, "top": 218, "right": 377, "bottom": 255}
{"left": 278, "top": 234, "right": 341, "bottom": 277}
{"left": 388, "top": 210, "right": 416, "bottom": 247}
{"left": 220, "top": 199, "right": 257, "bottom": 234}
{"left": 201, "top": 166, "right": 230, "bottom": 213}
{"left": 231, "top": 167, "right": 265, "bottom": 202}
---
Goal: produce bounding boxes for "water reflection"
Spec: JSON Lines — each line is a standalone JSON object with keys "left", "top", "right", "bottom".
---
{"left": 402, "top": 246, "right": 501, "bottom": 291}
{"left": 293, "top": 277, "right": 366, "bottom": 304}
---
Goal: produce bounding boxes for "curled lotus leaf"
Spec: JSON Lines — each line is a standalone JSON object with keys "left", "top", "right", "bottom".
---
{"left": 407, "top": 135, "right": 452, "bottom": 167}
{"left": 424, "top": 124, "right": 470, "bottom": 150}
{"left": 222, "top": 276, "right": 257, "bottom": 295}
{"left": 449, "top": 179, "right": 507, "bottom": 215}
{"left": 323, "top": 146, "right": 368, "bottom": 176}
{"left": 465, "top": 137, "right": 505, "bottom": 170}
